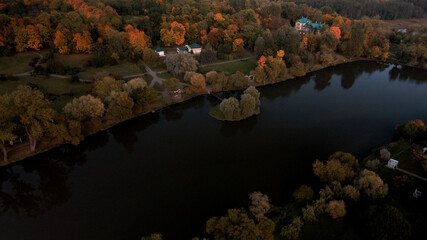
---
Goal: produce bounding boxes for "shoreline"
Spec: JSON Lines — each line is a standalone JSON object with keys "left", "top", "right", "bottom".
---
{"left": 0, "top": 57, "right": 414, "bottom": 167}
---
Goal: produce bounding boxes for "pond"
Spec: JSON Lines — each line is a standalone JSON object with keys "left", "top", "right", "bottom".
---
{"left": 0, "top": 61, "right": 426, "bottom": 240}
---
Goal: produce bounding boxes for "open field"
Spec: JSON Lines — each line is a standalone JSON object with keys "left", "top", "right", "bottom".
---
{"left": 0, "top": 52, "right": 39, "bottom": 75}
{"left": 0, "top": 75, "right": 92, "bottom": 110}
{"left": 55, "top": 53, "right": 92, "bottom": 69}
{"left": 199, "top": 59, "right": 257, "bottom": 75}
{"left": 78, "top": 62, "right": 143, "bottom": 80}
{"left": 384, "top": 18, "right": 427, "bottom": 29}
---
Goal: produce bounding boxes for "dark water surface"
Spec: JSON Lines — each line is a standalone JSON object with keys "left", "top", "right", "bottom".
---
{"left": 1, "top": 62, "right": 426, "bottom": 240}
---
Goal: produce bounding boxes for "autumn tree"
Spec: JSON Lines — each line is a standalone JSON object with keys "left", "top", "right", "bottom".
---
{"left": 164, "top": 52, "right": 199, "bottom": 79}
{"left": 356, "top": 169, "right": 389, "bottom": 199}
{"left": 92, "top": 76, "right": 124, "bottom": 100}
{"left": 73, "top": 31, "right": 92, "bottom": 54}
{"left": 63, "top": 95, "right": 105, "bottom": 122}
{"left": 125, "top": 25, "right": 152, "bottom": 54}
{"left": 0, "top": 94, "right": 16, "bottom": 162}
{"left": 189, "top": 73, "right": 206, "bottom": 93}
{"left": 206, "top": 208, "right": 275, "bottom": 240}
{"left": 293, "top": 185, "right": 314, "bottom": 202}
{"left": 249, "top": 192, "right": 270, "bottom": 220}
{"left": 329, "top": 26, "right": 341, "bottom": 40}
{"left": 281, "top": 217, "right": 304, "bottom": 240}
{"left": 396, "top": 120, "right": 427, "bottom": 139}
{"left": 380, "top": 148, "right": 391, "bottom": 160}
{"left": 142, "top": 48, "right": 159, "bottom": 64}
{"left": 123, "top": 77, "right": 147, "bottom": 94}
{"left": 160, "top": 21, "right": 185, "bottom": 46}
{"left": 54, "top": 30, "right": 70, "bottom": 54}
{"left": 162, "top": 78, "right": 183, "bottom": 91}
{"left": 26, "top": 25, "right": 43, "bottom": 50}
{"left": 206, "top": 71, "right": 227, "bottom": 92}
{"left": 313, "top": 151, "right": 359, "bottom": 182}
{"left": 11, "top": 85, "right": 55, "bottom": 152}
{"left": 107, "top": 91, "right": 134, "bottom": 121}
{"left": 327, "top": 200, "right": 346, "bottom": 219}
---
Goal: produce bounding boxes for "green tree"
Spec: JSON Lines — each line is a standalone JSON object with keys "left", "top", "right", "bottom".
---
{"left": 162, "top": 78, "right": 183, "bottom": 91}
{"left": 143, "top": 48, "right": 159, "bottom": 64}
{"left": 0, "top": 94, "right": 16, "bottom": 162}
{"left": 92, "top": 76, "right": 124, "bottom": 100}
{"left": 11, "top": 85, "right": 55, "bottom": 152}
{"left": 130, "top": 87, "right": 158, "bottom": 105}
{"left": 107, "top": 91, "right": 134, "bottom": 121}
{"left": 228, "top": 71, "right": 248, "bottom": 89}
{"left": 219, "top": 97, "right": 241, "bottom": 120}
{"left": 240, "top": 93, "right": 256, "bottom": 118}
{"left": 63, "top": 95, "right": 105, "bottom": 122}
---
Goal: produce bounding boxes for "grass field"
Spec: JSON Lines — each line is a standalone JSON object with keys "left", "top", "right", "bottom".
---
{"left": 55, "top": 53, "right": 92, "bottom": 69}
{"left": 199, "top": 59, "right": 257, "bottom": 75}
{"left": 157, "top": 72, "right": 173, "bottom": 79}
{"left": 78, "top": 62, "right": 143, "bottom": 80}
{"left": 0, "top": 75, "right": 92, "bottom": 110}
{"left": 0, "top": 52, "right": 38, "bottom": 75}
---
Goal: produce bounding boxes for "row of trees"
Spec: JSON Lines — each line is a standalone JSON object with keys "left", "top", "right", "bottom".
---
{"left": 0, "top": 75, "right": 158, "bottom": 162}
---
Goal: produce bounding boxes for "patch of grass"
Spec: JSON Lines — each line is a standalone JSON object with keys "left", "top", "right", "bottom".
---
{"left": 143, "top": 74, "right": 153, "bottom": 85}
{"left": 55, "top": 54, "right": 92, "bottom": 69}
{"left": 0, "top": 52, "right": 38, "bottom": 75}
{"left": 78, "top": 61, "right": 143, "bottom": 80}
{"left": 157, "top": 72, "right": 173, "bottom": 79}
{"left": 153, "top": 82, "right": 164, "bottom": 91}
{"left": 0, "top": 75, "right": 92, "bottom": 111}
{"left": 209, "top": 105, "right": 225, "bottom": 120}
{"left": 199, "top": 59, "right": 257, "bottom": 75}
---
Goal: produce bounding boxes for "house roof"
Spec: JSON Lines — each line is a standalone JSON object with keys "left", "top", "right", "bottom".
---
{"left": 154, "top": 47, "right": 164, "bottom": 52}
{"left": 188, "top": 43, "right": 201, "bottom": 49}
{"left": 308, "top": 22, "right": 324, "bottom": 30}
{"left": 178, "top": 46, "right": 189, "bottom": 51}
{"left": 297, "top": 17, "right": 311, "bottom": 24}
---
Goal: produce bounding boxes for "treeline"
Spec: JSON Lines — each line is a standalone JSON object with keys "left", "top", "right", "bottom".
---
{"left": 0, "top": 74, "right": 158, "bottom": 163}
{"left": 287, "top": 0, "right": 425, "bottom": 20}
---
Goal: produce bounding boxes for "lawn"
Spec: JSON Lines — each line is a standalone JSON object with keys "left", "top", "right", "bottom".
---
{"left": 0, "top": 52, "right": 38, "bottom": 75}
{"left": 199, "top": 59, "right": 257, "bottom": 75}
{"left": 157, "top": 72, "right": 173, "bottom": 79}
{"left": 0, "top": 75, "right": 92, "bottom": 110}
{"left": 78, "top": 62, "right": 143, "bottom": 80}
{"left": 55, "top": 53, "right": 92, "bottom": 69}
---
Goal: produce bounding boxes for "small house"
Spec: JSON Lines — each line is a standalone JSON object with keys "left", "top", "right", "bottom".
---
{"left": 413, "top": 189, "right": 422, "bottom": 198}
{"left": 155, "top": 47, "right": 165, "bottom": 57}
{"left": 387, "top": 159, "right": 399, "bottom": 169}
{"left": 176, "top": 43, "right": 202, "bottom": 54}
{"left": 295, "top": 17, "right": 324, "bottom": 36}
{"left": 177, "top": 46, "right": 189, "bottom": 53}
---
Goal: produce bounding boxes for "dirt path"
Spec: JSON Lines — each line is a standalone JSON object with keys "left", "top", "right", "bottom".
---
{"left": 396, "top": 168, "right": 427, "bottom": 182}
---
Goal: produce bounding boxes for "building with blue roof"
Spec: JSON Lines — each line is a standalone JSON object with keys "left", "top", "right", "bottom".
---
{"left": 295, "top": 17, "right": 324, "bottom": 36}
{"left": 177, "top": 43, "right": 202, "bottom": 54}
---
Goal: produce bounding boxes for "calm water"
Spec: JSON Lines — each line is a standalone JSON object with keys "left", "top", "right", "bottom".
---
{"left": 0, "top": 62, "right": 426, "bottom": 240}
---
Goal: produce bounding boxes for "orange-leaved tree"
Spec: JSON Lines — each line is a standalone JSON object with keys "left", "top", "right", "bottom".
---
{"left": 160, "top": 21, "right": 185, "bottom": 46}
{"left": 125, "top": 25, "right": 151, "bottom": 53}
{"left": 329, "top": 26, "right": 341, "bottom": 40}
{"left": 73, "top": 31, "right": 93, "bottom": 54}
